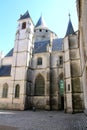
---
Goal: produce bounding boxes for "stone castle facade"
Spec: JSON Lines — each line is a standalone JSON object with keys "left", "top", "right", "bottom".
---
{"left": 0, "top": 3, "right": 86, "bottom": 113}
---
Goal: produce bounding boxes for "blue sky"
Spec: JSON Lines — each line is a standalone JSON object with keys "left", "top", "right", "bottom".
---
{"left": 0, "top": 0, "right": 78, "bottom": 55}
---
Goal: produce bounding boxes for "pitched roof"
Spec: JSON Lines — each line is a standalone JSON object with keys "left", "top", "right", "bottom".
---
{"left": 5, "top": 48, "right": 13, "bottom": 57}
{"left": 34, "top": 38, "right": 63, "bottom": 53}
{"left": 35, "top": 15, "right": 48, "bottom": 28}
{"left": 65, "top": 14, "right": 74, "bottom": 37}
{"left": 18, "top": 11, "right": 31, "bottom": 20}
{"left": 0, "top": 65, "right": 11, "bottom": 76}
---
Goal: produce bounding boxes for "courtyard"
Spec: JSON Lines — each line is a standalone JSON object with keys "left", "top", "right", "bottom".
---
{"left": 0, "top": 110, "right": 87, "bottom": 130}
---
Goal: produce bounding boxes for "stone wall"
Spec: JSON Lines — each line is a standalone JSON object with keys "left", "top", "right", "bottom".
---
{"left": 77, "top": 0, "right": 87, "bottom": 110}
{"left": 64, "top": 33, "right": 83, "bottom": 113}
{"left": 27, "top": 51, "right": 63, "bottom": 110}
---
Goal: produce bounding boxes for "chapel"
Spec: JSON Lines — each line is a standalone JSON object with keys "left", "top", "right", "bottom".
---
{"left": 0, "top": 10, "right": 84, "bottom": 113}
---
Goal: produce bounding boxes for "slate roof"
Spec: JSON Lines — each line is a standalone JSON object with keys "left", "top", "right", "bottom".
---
{"left": 65, "top": 16, "right": 74, "bottom": 37}
{"left": 34, "top": 38, "right": 63, "bottom": 53}
{"left": 5, "top": 48, "right": 13, "bottom": 57}
{"left": 34, "top": 40, "right": 50, "bottom": 53}
{"left": 0, "top": 65, "right": 11, "bottom": 76}
{"left": 18, "top": 11, "right": 31, "bottom": 20}
{"left": 52, "top": 38, "right": 63, "bottom": 51}
{"left": 35, "top": 15, "right": 47, "bottom": 28}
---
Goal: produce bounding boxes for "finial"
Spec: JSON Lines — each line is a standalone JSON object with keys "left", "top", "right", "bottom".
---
{"left": 69, "top": 13, "right": 71, "bottom": 20}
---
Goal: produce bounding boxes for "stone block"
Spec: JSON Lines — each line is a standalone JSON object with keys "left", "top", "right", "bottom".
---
{"left": 70, "top": 49, "right": 80, "bottom": 60}
{"left": 71, "top": 61, "right": 81, "bottom": 77}
{"left": 72, "top": 78, "right": 82, "bottom": 93}
{"left": 72, "top": 94, "right": 83, "bottom": 111}
{"left": 69, "top": 36, "right": 78, "bottom": 49}
{"left": 15, "top": 67, "right": 26, "bottom": 80}
{"left": 64, "top": 62, "right": 71, "bottom": 78}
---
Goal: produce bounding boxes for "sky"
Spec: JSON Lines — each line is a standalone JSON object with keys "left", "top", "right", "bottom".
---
{"left": 0, "top": 0, "right": 78, "bottom": 55}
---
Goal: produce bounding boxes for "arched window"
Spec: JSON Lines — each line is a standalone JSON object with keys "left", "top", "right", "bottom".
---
{"left": 15, "top": 84, "right": 20, "bottom": 98}
{"left": 35, "top": 74, "right": 45, "bottom": 96}
{"left": 37, "top": 57, "right": 42, "bottom": 65}
{"left": 22, "top": 22, "right": 26, "bottom": 29}
{"left": 2, "top": 83, "right": 8, "bottom": 98}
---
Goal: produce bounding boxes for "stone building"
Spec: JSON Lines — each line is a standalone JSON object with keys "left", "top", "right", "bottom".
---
{"left": 0, "top": 10, "right": 84, "bottom": 113}
{"left": 76, "top": 0, "right": 87, "bottom": 113}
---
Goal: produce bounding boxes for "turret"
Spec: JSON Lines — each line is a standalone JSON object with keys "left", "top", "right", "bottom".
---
{"left": 34, "top": 15, "right": 57, "bottom": 42}
{"left": 65, "top": 14, "right": 74, "bottom": 37}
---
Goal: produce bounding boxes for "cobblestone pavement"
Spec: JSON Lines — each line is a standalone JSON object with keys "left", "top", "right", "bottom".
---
{"left": 0, "top": 110, "right": 87, "bottom": 130}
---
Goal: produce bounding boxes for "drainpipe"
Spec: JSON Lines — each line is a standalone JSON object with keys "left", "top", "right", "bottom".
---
{"left": 49, "top": 32, "right": 53, "bottom": 110}
{"left": 49, "top": 51, "right": 52, "bottom": 110}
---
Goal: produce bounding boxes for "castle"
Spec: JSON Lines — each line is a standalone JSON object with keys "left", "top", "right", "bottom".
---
{"left": 0, "top": 2, "right": 86, "bottom": 113}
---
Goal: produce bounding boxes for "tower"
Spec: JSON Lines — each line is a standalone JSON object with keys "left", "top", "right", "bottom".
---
{"left": 11, "top": 11, "right": 34, "bottom": 110}
{"left": 64, "top": 15, "right": 83, "bottom": 113}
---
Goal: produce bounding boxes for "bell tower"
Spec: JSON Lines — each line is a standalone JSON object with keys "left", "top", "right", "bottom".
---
{"left": 11, "top": 11, "right": 34, "bottom": 110}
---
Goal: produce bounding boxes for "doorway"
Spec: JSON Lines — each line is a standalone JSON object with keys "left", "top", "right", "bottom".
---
{"left": 61, "top": 96, "right": 64, "bottom": 110}
{"left": 59, "top": 80, "right": 64, "bottom": 110}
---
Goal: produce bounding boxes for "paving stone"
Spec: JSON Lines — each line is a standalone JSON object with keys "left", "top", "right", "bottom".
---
{"left": 0, "top": 110, "right": 87, "bottom": 130}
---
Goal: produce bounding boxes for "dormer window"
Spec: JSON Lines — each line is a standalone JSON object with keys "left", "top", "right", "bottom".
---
{"left": 22, "top": 22, "right": 26, "bottom": 29}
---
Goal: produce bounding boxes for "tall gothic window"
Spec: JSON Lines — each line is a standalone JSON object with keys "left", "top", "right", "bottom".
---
{"left": 15, "top": 84, "right": 20, "bottom": 98}
{"left": 35, "top": 74, "right": 45, "bottom": 96}
{"left": 2, "top": 83, "right": 8, "bottom": 98}
{"left": 22, "top": 22, "right": 26, "bottom": 29}
{"left": 37, "top": 57, "right": 42, "bottom": 65}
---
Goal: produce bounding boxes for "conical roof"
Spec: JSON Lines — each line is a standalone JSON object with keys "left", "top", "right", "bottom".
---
{"left": 65, "top": 14, "right": 74, "bottom": 36}
{"left": 19, "top": 11, "right": 31, "bottom": 20}
{"left": 35, "top": 15, "right": 48, "bottom": 28}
